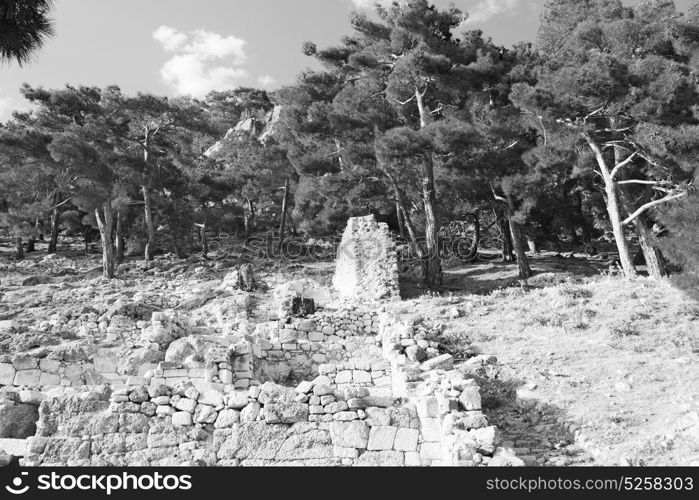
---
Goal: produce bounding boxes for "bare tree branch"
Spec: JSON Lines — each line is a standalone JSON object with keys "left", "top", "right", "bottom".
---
{"left": 615, "top": 179, "right": 662, "bottom": 186}
{"left": 610, "top": 151, "right": 638, "bottom": 179}
{"left": 395, "top": 95, "right": 416, "bottom": 106}
{"left": 622, "top": 192, "right": 687, "bottom": 226}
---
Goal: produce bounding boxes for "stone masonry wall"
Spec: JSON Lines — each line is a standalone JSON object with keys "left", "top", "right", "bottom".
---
{"left": 333, "top": 215, "right": 400, "bottom": 301}
{"left": 9, "top": 309, "right": 524, "bottom": 467}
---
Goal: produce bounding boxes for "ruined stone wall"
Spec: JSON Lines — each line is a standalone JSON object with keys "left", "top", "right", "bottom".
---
{"left": 253, "top": 309, "right": 384, "bottom": 382}
{"left": 0, "top": 309, "right": 389, "bottom": 392}
{"left": 333, "top": 215, "right": 400, "bottom": 301}
{"left": 7, "top": 310, "right": 524, "bottom": 467}
{"left": 21, "top": 375, "right": 503, "bottom": 467}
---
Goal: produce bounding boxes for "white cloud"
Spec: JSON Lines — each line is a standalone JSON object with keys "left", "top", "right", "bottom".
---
{"left": 0, "top": 89, "right": 13, "bottom": 120}
{"left": 153, "top": 26, "right": 249, "bottom": 98}
{"left": 351, "top": 0, "right": 396, "bottom": 9}
{"left": 461, "top": 0, "right": 521, "bottom": 25}
{"left": 152, "top": 26, "right": 188, "bottom": 52}
{"left": 257, "top": 75, "right": 276, "bottom": 89}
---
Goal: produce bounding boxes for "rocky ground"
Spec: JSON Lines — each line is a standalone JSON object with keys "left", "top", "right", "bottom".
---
{"left": 1, "top": 239, "right": 697, "bottom": 466}
{"left": 395, "top": 260, "right": 699, "bottom": 466}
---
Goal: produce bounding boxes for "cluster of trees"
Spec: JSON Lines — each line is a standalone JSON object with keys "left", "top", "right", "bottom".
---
{"left": 1, "top": 0, "right": 698, "bottom": 294}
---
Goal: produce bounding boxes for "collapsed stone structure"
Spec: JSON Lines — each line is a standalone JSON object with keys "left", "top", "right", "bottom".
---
{"left": 0, "top": 217, "right": 521, "bottom": 467}
{"left": 5, "top": 311, "right": 519, "bottom": 467}
{"left": 333, "top": 215, "right": 400, "bottom": 301}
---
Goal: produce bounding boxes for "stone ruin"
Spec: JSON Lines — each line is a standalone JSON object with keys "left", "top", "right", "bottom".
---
{"left": 0, "top": 217, "right": 523, "bottom": 467}
{"left": 333, "top": 215, "right": 400, "bottom": 302}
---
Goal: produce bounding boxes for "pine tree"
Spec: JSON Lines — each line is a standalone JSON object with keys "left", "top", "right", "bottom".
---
{"left": 511, "top": 0, "right": 698, "bottom": 278}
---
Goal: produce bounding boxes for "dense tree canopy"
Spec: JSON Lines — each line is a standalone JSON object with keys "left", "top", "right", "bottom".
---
{"left": 1, "top": 0, "right": 697, "bottom": 297}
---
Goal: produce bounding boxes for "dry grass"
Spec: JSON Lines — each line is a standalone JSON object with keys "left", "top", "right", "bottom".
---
{"left": 392, "top": 266, "right": 699, "bottom": 466}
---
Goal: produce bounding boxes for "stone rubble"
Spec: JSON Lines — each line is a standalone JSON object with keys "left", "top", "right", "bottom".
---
{"left": 0, "top": 217, "right": 527, "bottom": 467}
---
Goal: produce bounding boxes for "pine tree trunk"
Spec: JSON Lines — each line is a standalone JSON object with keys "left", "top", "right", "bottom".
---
{"left": 506, "top": 195, "right": 532, "bottom": 279}
{"left": 14, "top": 236, "right": 23, "bottom": 259}
{"left": 142, "top": 185, "right": 156, "bottom": 261}
{"left": 26, "top": 238, "right": 35, "bottom": 253}
{"left": 605, "top": 184, "right": 637, "bottom": 277}
{"left": 396, "top": 202, "right": 407, "bottom": 239}
{"left": 584, "top": 133, "right": 637, "bottom": 278}
{"left": 633, "top": 215, "right": 667, "bottom": 278}
{"left": 421, "top": 153, "right": 442, "bottom": 288}
{"left": 201, "top": 222, "right": 209, "bottom": 258}
{"left": 465, "top": 211, "right": 480, "bottom": 261}
{"left": 618, "top": 188, "right": 667, "bottom": 278}
{"left": 415, "top": 89, "right": 442, "bottom": 288}
{"left": 278, "top": 177, "right": 290, "bottom": 249}
{"left": 498, "top": 213, "right": 514, "bottom": 262}
{"left": 613, "top": 147, "right": 667, "bottom": 279}
{"left": 385, "top": 172, "right": 420, "bottom": 247}
{"left": 115, "top": 210, "right": 125, "bottom": 262}
{"left": 248, "top": 199, "right": 255, "bottom": 235}
{"left": 244, "top": 199, "right": 255, "bottom": 237}
{"left": 95, "top": 203, "right": 115, "bottom": 279}
{"left": 34, "top": 217, "right": 43, "bottom": 241}
{"left": 48, "top": 195, "right": 60, "bottom": 254}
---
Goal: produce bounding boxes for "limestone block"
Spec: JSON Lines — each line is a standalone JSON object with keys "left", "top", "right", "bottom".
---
{"left": 226, "top": 391, "right": 249, "bottom": 410}
{"left": 172, "top": 412, "right": 193, "bottom": 427}
{"left": 353, "top": 450, "right": 404, "bottom": 466}
{"left": 156, "top": 405, "right": 175, "bottom": 417}
{"left": 324, "top": 401, "right": 348, "bottom": 414}
{"left": 459, "top": 385, "right": 482, "bottom": 411}
{"left": 420, "top": 417, "right": 442, "bottom": 442}
{"left": 329, "top": 421, "right": 369, "bottom": 449}
{"left": 175, "top": 398, "right": 197, "bottom": 414}
{"left": 394, "top": 428, "right": 419, "bottom": 452}
{"left": 308, "top": 332, "right": 324, "bottom": 342}
{"left": 38, "top": 372, "right": 60, "bottom": 387}
{"left": 11, "top": 354, "right": 37, "bottom": 371}
{"left": 419, "top": 442, "right": 442, "bottom": 461}
{"left": 471, "top": 426, "right": 499, "bottom": 455}
{"left": 263, "top": 402, "right": 309, "bottom": 424}
{"left": 219, "top": 369, "right": 233, "bottom": 385}
{"left": 415, "top": 397, "right": 439, "bottom": 418}
{"left": 214, "top": 410, "right": 240, "bottom": 428}
{"left": 352, "top": 370, "right": 372, "bottom": 384}
{"left": 334, "top": 411, "right": 359, "bottom": 421}
{"left": 0, "top": 364, "right": 16, "bottom": 385}
{"left": 367, "top": 426, "right": 398, "bottom": 451}
{"left": 333, "top": 446, "right": 359, "bottom": 459}
{"left": 240, "top": 402, "right": 260, "bottom": 423}
{"left": 420, "top": 354, "right": 454, "bottom": 372}
{"left": 295, "top": 381, "right": 314, "bottom": 394}
{"left": 336, "top": 370, "right": 352, "bottom": 384}
{"left": 405, "top": 451, "right": 421, "bottom": 466}
{"left": 39, "top": 359, "right": 60, "bottom": 373}
{"left": 13, "top": 369, "right": 41, "bottom": 387}
{"left": 92, "top": 355, "right": 117, "bottom": 373}
{"left": 193, "top": 404, "right": 218, "bottom": 424}
{"left": 198, "top": 389, "right": 224, "bottom": 407}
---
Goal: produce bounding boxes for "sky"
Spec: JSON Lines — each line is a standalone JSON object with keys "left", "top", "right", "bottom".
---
{"left": 0, "top": 0, "right": 694, "bottom": 120}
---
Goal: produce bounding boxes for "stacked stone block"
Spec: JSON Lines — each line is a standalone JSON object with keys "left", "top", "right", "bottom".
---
{"left": 333, "top": 215, "right": 400, "bottom": 301}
